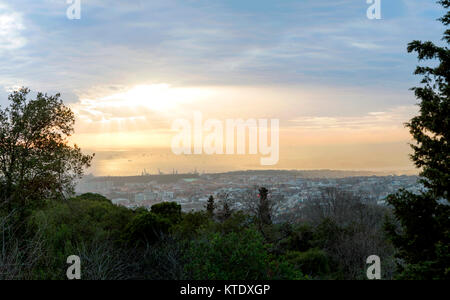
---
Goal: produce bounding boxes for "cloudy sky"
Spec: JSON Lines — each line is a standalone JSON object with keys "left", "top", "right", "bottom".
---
{"left": 0, "top": 0, "right": 446, "bottom": 175}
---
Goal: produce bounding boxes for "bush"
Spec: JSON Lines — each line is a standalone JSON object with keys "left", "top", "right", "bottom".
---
{"left": 123, "top": 211, "right": 171, "bottom": 247}
{"left": 74, "top": 193, "right": 111, "bottom": 204}
{"left": 151, "top": 202, "right": 182, "bottom": 224}
{"left": 279, "top": 223, "right": 315, "bottom": 253}
{"left": 284, "top": 248, "right": 330, "bottom": 277}
{"left": 184, "top": 228, "right": 269, "bottom": 280}
{"left": 139, "top": 236, "right": 187, "bottom": 280}
{"left": 173, "top": 211, "right": 211, "bottom": 239}
{"left": 27, "top": 193, "right": 134, "bottom": 279}
{"left": 213, "top": 211, "right": 253, "bottom": 234}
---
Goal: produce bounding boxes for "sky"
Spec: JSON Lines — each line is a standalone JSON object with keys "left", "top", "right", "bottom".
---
{"left": 0, "top": 0, "right": 446, "bottom": 175}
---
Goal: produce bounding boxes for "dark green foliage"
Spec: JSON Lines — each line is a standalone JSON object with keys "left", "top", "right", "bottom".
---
{"left": 386, "top": 1, "right": 450, "bottom": 280}
{"left": 205, "top": 195, "right": 215, "bottom": 216}
{"left": 258, "top": 187, "right": 272, "bottom": 226}
{"left": 284, "top": 249, "right": 330, "bottom": 277}
{"left": 27, "top": 193, "right": 134, "bottom": 279}
{"left": 313, "top": 218, "right": 344, "bottom": 250}
{"left": 0, "top": 210, "right": 43, "bottom": 279}
{"left": 266, "top": 257, "right": 306, "bottom": 280}
{"left": 173, "top": 211, "right": 212, "bottom": 239}
{"left": 30, "top": 193, "right": 132, "bottom": 246}
{"left": 1, "top": 188, "right": 398, "bottom": 280}
{"left": 133, "top": 206, "right": 148, "bottom": 214}
{"left": 151, "top": 202, "right": 182, "bottom": 224}
{"left": 138, "top": 236, "right": 187, "bottom": 280}
{"left": 0, "top": 88, "right": 94, "bottom": 215}
{"left": 282, "top": 224, "right": 315, "bottom": 252}
{"left": 213, "top": 210, "right": 253, "bottom": 234}
{"left": 183, "top": 227, "right": 304, "bottom": 280}
{"left": 123, "top": 211, "right": 171, "bottom": 247}
{"left": 386, "top": 191, "right": 450, "bottom": 279}
{"left": 184, "top": 228, "right": 267, "bottom": 280}
{"left": 74, "top": 193, "right": 111, "bottom": 204}
{"left": 217, "top": 200, "right": 233, "bottom": 221}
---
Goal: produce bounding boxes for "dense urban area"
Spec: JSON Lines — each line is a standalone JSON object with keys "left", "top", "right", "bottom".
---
{"left": 76, "top": 170, "right": 421, "bottom": 218}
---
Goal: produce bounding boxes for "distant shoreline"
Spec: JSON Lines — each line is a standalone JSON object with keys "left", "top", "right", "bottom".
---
{"left": 83, "top": 169, "right": 419, "bottom": 183}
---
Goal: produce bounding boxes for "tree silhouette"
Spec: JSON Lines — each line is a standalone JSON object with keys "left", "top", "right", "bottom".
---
{"left": 205, "top": 195, "right": 215, "bottom": 217}
{"left": 258, "top": 187, "right": 272, "bottom": 226}
{"left": 386, "top": 1, "right": 450, "bottom": 280}
{"left": 0, "top": 88, "right": 94, "bottom": 214}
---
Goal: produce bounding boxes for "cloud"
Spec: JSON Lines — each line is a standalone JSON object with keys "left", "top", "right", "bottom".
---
{"left": 0, "top": 0, "right": 445, "bottom": 116}
{"left": 70, "top": 83, "right": 215, "bottom": 134}
{"left": 350, "top": 42, "right": 383, "bottom": 50}
{"left": 0, "top": 3, "right": 26, "bottom": 51}
{"left": 0, "top": 0, "right": 445, "bottom": 93}
{"left": 289, "top": 106, "right": 417, "bottom": 130}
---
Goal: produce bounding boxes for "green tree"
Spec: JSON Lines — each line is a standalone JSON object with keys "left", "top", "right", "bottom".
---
{"left": 173, "top": 211, "right": 211, "bottom": 239}
{"left": 386, "top": 1, "right": 450, "bottom": 280}
{"left": 184, "top": 228, "right": 269, "bottom": 280}
{"left": 151, "top": 202, "right": 182, "bottom": 224}
{"left": 184, "top": 227, "right": 304, "bottom": 280}
{"left": 217, "top": 200, "right": 232, "bottom": 222}
{"left": 284, "top": 249, "right": 330, "bottom": 277}
{"left": 28, "top": 193, "right": 134, "bottom": 279}
{"left": 123, "top": 211, "right": 171, "bottom": 247}
{"left": 258, "top": 187, "right": 272, "bottom": 226}
{"left": 205, "top": 195, "right": 215, "bottom": 216}
{"left": 0, "top": 88, "right": 94, "bottom": 213}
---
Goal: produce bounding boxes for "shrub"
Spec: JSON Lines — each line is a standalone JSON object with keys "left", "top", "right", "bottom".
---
{"left": 284, "top": 248, "right": 330, "bottom": 277}
{"left": 151, "top": 202, "right": 182, "bottom": 224}
{"left": 123, "top": 212, "right": 171, "bottom": 247}
{"left": 184, "top": 228, "right": 269, "bottom": 280}
{"left": 173, "top": 211, "right": 211, "bottom": 239}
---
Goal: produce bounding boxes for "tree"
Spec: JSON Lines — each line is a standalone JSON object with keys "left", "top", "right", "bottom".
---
{"left": 302, "top": 188, "right": 395, "bottom": 279}
{"left": 184, "top": 228, "right": 270, "bottom": 280}
{"left": 215, "top": 192, "right": 233, "bottom": 222}
{"left": 123, "top": 211, "right": 171, "bottom": 247}
{"left": 0, "top": 88, "right": 94, "bottom": 213}
{"left": 243, "top": 186, "right": 279, "bottom": 227}
{"left": 218, "top": 201, "right": 232, "bottom": 221}
{"left": 303, "top": 187, "right": 366, "bottom": 226}
{"left": 257, "top": 187, "right": 272, "bottom": 226}
{"left": 205, "top": 195, "right": 215, "bottom": 216}
{"left": 151, "top": 202, "right": 182, "bottom": 224}
{"left": 386, "top": 1, "right": 450, "bottom": 280}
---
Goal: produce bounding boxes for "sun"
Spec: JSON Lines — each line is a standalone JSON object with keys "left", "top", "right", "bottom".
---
{"left": 72, "top": 83, "right": 215, "bottom": 125}
{"left": 102, "top": 84, "right": 179, "bottom": 112}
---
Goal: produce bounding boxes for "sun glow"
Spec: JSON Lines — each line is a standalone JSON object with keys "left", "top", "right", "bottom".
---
{"left": 68, "top": 83, "right": 416, "bottom": 173}
{"left": 71, "top": 84, "right": 215, "bottom": 125}
{"left": 70, "top": 83, "right": 218, "bottom": 149}
{"left": 99, "top": 84, "right": 209, "bottom": 112}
